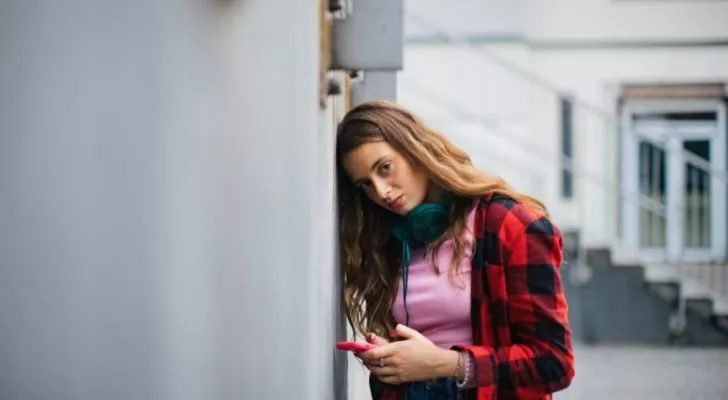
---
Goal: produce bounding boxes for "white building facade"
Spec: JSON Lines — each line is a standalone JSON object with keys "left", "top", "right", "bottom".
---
{"left": 399, "top": 0, "right": 728, "bottom": 264}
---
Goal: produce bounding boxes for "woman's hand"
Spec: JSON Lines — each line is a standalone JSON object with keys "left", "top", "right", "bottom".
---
{"left": 358, "top": 324, "right": 459, "bottom": 385}
{"left": 365, "top": 331, "right": 391, "bottom": 346}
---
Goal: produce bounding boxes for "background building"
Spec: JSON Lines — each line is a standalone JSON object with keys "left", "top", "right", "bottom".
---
{"left": 398, "top": 0, "right": 728, "bottom": 345}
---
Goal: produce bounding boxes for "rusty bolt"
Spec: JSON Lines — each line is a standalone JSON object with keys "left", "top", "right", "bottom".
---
{"left": 328, "top": 0, "right": 343, "bottom": 13}
{"left": 327, "top": 79, "right": 342, "bottom": 96}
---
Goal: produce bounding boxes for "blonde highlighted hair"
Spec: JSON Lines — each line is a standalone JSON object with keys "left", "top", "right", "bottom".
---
{"left": 336, "top": 100, "right": 547, "bottom": 338}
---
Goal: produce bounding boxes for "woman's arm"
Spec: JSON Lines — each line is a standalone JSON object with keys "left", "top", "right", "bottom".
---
{"left": 451, "top": 206, "right": 575, "bottom": 398}
{"left": 360, "top": 202, "right": 574, "bottom": 396}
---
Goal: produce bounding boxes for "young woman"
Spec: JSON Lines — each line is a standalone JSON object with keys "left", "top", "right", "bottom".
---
{"left": 337, "top": 100, "right": 575, "bottom": 400}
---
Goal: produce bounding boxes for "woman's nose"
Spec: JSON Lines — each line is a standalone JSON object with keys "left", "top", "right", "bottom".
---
{"left": 372, "top": 180, "right": 391, "bottom": 202}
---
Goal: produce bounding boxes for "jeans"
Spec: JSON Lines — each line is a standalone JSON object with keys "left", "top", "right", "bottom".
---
{"left": 406, "top": 377, "right": 461, "bottom": 400}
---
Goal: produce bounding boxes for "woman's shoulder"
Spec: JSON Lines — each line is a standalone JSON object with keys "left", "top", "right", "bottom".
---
{"left": 476, "top": 193, "right": 557, "bottom": 238}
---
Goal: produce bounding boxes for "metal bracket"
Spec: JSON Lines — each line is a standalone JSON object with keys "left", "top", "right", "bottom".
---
{"left": 328, "top": 0, "right": 352, "bottom": 18}
{"left": 350, "top": 71, "right": 397, "bottom": 106}
{"left": 319, "top": 0, "right": 334, "bottom": 108}
{"left": 331, "top": 0, "right": 403, "bottom": 71}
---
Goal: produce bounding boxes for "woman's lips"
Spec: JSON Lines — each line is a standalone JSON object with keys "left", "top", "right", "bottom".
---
{"left": 389, "top": 195, "right": 405, "bottom": 210}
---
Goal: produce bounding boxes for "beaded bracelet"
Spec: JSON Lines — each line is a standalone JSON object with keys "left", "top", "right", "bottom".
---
{"left": 453, "top": 351, "right": 463, "bottom": 381}
{"left": 455, "top": 351, "right": 473, "bottom": 389}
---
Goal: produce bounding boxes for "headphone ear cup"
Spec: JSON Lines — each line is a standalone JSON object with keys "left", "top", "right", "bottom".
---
{"left": 388, "top": 194, "right": 452, "bottom": 245}
{"left": 408, "top": 203, "right": 450, "bottom": 244}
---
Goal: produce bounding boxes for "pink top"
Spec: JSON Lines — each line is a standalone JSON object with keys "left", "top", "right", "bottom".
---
{"left": 391, "top": 204, "right": 476, "bottom": 349}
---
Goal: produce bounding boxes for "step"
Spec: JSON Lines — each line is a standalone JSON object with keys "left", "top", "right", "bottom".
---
{"left": 642, "top": 263, "right": 728, "bottom": 316}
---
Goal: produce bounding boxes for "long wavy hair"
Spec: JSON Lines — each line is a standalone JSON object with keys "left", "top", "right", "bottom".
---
{"left": 337, "top": 100, "right": 547, "bottom": 338}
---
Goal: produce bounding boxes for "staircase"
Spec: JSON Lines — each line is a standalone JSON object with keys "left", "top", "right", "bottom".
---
{"left": 563, "top": 245, "right": 728, "bottom": 346}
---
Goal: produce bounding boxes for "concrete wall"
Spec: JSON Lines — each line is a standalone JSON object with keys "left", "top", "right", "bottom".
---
{"left": 0, "top": 1, "right": 343, "bottom": 399}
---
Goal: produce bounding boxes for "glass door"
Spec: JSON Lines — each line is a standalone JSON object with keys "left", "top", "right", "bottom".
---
{"left": 621, "top": 100, "right": 726, "bottom": 263}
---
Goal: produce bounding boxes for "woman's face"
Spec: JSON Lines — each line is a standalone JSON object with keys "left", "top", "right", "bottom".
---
{"left": 342, "top": 141, "right": 430, "bottom": 216}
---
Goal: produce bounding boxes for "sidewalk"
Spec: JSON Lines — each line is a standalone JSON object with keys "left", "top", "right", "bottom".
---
{"left": 559, "top": 344, "right": 728, "bottom": 400}
{"left": 347, "top": 344, "right": 728, "bottom": 399}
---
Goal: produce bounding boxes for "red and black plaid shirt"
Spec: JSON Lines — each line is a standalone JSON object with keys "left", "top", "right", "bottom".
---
{"left": 371, "top": 195, "right": 575, "bottom": 399}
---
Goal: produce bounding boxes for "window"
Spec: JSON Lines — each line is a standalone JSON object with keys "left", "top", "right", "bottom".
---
{"left": 560, "top": 96, "right": 574, "bottom": 199}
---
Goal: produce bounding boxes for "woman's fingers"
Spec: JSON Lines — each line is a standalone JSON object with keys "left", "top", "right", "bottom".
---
{"left": 366, "top": 332, "right": 390, "bottom": 346}
{"left": 360, "top": 342, "right": 397, "bottom": 362}
{"left": 365, "top": 364, "right": 398, "bottom": 378}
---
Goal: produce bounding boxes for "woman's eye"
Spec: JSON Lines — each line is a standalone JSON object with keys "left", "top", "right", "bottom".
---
{"left": 379, "top": 163, "right": 392, "bottom": 175}
{"left": 357, "top": 181, "right": 373, "bottom": 190}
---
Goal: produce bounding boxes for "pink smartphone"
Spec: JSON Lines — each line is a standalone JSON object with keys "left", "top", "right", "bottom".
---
{"left": 335, "top": 341, "right": 377, "bottom": 352}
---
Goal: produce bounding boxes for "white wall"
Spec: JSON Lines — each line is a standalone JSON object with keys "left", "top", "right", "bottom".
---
{"left": 524, "top": 0, "right": 728, "bottom": 40}
{"left": 406, "top": 0, "right": 728, "bottom": 42}
{"left": 399, "top": 42, "right": 728, "bottom": 248}
{"left": 0, "top": 1, "right": 341, "bottom": 399}
{"left": 398, "top": 44, "right": 555, "bottom": 209}
{"left": 406, "top": 0, "right": 524, "bottom": 38}
{"left": 523, "top": 0, "right": 728, "bottom": 41}
{"left": 347, "top": 339, "right": 372, "bottom": 400}
{"left": 534, "top": 45, "right": 728, "bottom": 247}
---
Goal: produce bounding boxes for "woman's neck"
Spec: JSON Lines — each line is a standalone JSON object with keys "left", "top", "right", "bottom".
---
{"left": 425, "top": 184, "right": 445, "bottom": 203}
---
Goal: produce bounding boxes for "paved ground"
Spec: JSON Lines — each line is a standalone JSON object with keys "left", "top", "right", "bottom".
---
{"left": 349, "top": 344, "right": 728, "bottom": 399}
{"left": 558, "top": 344, "right": 728, "bottom": 400}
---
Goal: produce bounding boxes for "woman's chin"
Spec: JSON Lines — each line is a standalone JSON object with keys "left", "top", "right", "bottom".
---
{"left": 398, "top": 203, "right": 416, "bottom": 216}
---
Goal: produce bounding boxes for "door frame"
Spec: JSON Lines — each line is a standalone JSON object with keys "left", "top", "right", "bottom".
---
{"left": 620, "top": 98, "right": 727, "bottom": 264}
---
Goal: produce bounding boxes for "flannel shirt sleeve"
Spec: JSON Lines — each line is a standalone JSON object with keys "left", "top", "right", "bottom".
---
{"left": 454, "top": 203, "right": 575, "bottom": 399}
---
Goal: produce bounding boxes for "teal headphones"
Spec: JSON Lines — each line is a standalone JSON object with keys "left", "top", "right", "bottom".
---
{"left": 389, "top": 194, "right": 452, "bottom": 326}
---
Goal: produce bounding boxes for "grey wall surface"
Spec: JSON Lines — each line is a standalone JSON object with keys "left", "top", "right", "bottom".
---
{"left": 563, "top": 262, "right": 728, "bottom": 346}
{"left": 0, "top": 1, "right": 339, "bottom": 399}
